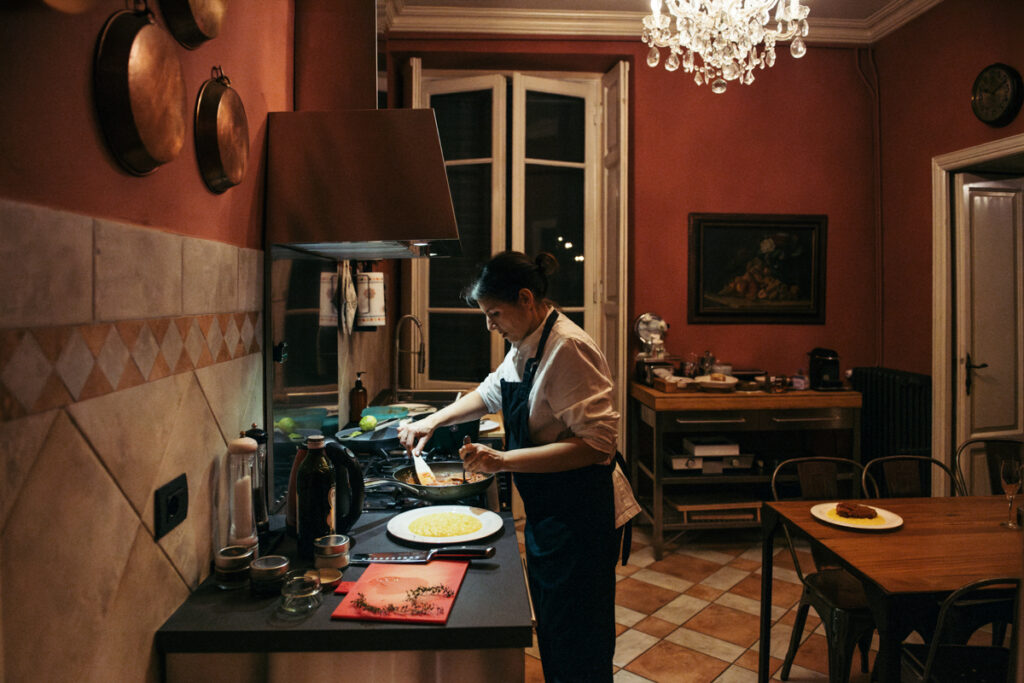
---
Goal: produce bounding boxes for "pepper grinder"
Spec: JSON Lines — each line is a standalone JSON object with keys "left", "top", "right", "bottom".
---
{"left": 226, "top": 435, "right": 259, "bottom": 554}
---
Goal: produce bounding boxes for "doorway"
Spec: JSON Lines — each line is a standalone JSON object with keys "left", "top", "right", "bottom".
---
{"left": 931, "top": 133, "right": 1024, "bottom": 491}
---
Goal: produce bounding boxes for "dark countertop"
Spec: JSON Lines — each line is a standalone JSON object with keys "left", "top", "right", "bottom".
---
{"left": 156, "top": 511, "right": 532, "bottom": 654}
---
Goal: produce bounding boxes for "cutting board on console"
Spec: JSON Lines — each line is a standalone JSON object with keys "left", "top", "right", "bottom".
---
{"left": 331, "top": 561, "right": 468, "bottom": 624}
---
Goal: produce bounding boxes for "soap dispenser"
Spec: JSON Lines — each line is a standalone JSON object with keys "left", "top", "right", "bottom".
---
{"left": 349, "top": 371, "right": 367, "bottom": 424}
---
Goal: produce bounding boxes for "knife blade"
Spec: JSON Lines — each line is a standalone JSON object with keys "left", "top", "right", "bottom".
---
{"left": 349, "top": 545, "right": 496, "bottom": 564}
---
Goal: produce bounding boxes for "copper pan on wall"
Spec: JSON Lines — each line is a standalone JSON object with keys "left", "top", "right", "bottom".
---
{"left": 160, "top": 0, "right": 229, "bottom": 49}
{"left": 93, "top": 7, "right": 187, "bottom": 175}
{"left": 194, "top": 66, "right": 249, "bottom": 193}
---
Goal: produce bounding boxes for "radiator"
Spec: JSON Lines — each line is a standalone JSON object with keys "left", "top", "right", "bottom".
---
{"left": 848, "top": 367, "right": 932, "bottom": 460}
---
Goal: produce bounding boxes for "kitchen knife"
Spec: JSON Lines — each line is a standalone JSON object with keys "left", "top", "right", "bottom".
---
{"left": 349, "top": 545, "right": 495, "bottom": 564}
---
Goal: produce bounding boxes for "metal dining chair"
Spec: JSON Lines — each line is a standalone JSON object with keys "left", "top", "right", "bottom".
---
{"left": 900, "top": 577, "right": 1020, "bottom": 683}
{"left": 861, "top": 455, "right": 964, "bottom": 498}
{"left": 952, "top": 437, "right": 1024, "bottom": 497}
{"left": 770, "top": 456, "right": 875, "bottom": 683}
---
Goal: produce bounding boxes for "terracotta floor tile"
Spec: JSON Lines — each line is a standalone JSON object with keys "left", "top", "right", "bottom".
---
{"left": 730, "top": 573, "right": 804, "bottom": 608}
{"left": 685, "top": 583, "right": 723, "bottom": 601}
{"left": 616, "top": 577, "right": 681, "bottom": 614}
{"left": 634, "top": 615, "right": 678, "bottom": 639}
{"left": 615, "top": 623, "right": 629, "bottom": 636}
{"left": 616, "top": 562, "right": 641, "bottom": 577}
{"left": 735, "top": 648, "right": 782, "bottom": 676}
{"left": 524, "top": 653, "right": 545, "bottom": 683}
{"left": 649, "top": 553, "right": 723, "bottom": 583}
{"left": 625, "top": 640, "right": 730, "bottom": 683}
{"left": 728, "top": 556, "right": 762, "bottom": 571}
{"left": 790, "top": 633, "right": 829, "bottom": 674}
{"left": 779, "top": 606, "right": 821, "bottom": 631}
{"left": 684, "top": 603, "right": 762, "bottom": 648}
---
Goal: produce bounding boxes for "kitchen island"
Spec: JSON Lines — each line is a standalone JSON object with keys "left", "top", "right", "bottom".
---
{"left": 156, "top": 511, "right": 532, "bottom": 683}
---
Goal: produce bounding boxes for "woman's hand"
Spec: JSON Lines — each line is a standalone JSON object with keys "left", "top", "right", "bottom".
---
{"left": 397, "top": 417, "right": 435, "bottom": 456}
{"left": 459, "top": 440, "right": 506, "bottom": 474}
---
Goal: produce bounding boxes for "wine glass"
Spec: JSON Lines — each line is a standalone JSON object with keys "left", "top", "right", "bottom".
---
{"left": 999, "top": 457, "right": 1021, "bottom": 528}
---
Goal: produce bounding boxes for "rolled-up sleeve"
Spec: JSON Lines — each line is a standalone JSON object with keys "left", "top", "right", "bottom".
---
{"left": 475, "top": 357, "right": 509, "bottom": 415}
{"left": 544, "top": 339, "right": 619, "bottom": 457}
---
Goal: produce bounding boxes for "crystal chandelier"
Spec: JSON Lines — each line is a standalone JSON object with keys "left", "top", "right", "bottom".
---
{"left": 642, "top": 0, "right": 810, "bottom": 93}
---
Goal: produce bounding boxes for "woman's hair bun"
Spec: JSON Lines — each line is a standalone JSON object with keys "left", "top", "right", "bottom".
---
{"left": 535, "top": 252, "right": 559, "bottom": 278}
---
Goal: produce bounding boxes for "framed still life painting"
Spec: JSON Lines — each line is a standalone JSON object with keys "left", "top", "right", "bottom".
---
{"left": 687, "top": 213, "right": 827, "bottom": 324}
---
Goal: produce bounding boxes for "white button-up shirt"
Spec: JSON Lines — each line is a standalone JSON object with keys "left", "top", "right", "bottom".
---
{"left": 474, "top": 309, "right": 640, "bottom": 527}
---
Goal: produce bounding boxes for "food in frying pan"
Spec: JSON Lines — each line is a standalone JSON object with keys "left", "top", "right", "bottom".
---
{"left": 409, "top": 511, "right": 484, "bottom": 537}
{"left": 835, "top": 501, "right": 877, "bottom": 519}
{"left": 397, "top": 471, "right": 488, "bottom": 487}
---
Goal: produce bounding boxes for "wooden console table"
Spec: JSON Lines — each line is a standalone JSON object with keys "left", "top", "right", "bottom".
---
{"left": 628, "top": 382, "right": 862, "bottom": 559}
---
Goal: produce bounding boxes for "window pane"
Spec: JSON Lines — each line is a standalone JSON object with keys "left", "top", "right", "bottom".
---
{"left": 525, "top": 91, "right": 584, "bottom": 163}
{"left": 430, "top": 164, "right": 492, "bottom": 307}
{"left": 524, "top": 164, "right": 584, "bottom": 307}
{"left": 431, "top": 90, "right": 492, "bottom": 160}
{"left": 564, "top": 310, "right": 584, "bottom": 329}
{"left": 282, "top": 313, "right": 336, "bottom": 387}
{"left": 429, "top": 314, "right": 491, "bottom": 382}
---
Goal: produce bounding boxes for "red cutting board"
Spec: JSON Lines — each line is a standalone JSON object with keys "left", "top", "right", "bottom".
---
{"left": 331, "top": 561, "right": 468, "bottom": 624}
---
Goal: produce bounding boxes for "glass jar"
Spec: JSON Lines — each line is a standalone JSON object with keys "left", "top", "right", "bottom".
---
{"left": 227, "top": 435, "right": 259, "bottom": 552}
{"left": 214, "top": 544, "right": 255, "bottom": 590}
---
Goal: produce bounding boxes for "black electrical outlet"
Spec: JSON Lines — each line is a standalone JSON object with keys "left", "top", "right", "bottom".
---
{"left": 154, "top": 473, "right": 188, "bottom": 540}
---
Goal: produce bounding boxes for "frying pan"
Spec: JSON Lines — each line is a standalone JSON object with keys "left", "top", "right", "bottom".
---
{"left": 365, "top": 463, "right": 495, "bottom": 503}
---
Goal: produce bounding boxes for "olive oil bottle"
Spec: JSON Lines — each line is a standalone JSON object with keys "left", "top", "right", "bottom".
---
{"left": 295, "top": 434, "right": 336, "bottom": 559}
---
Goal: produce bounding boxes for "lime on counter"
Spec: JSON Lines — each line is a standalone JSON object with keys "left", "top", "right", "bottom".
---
{"left": 358, "top": 415, "right": 378, "bottom": 431}
{"left": 275, "top": 416, "right": 296, "bottom": 433}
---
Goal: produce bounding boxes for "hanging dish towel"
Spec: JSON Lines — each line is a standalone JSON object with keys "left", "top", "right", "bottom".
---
{"left": 340, "top": 261, "right": 358, "bottom": 334}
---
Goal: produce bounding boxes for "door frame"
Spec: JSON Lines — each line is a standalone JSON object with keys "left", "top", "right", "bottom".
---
{"left": 930, "top": 131, "right": 1024, "bottom": 485}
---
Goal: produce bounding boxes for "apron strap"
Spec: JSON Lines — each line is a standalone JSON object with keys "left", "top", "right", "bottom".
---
{"left": 522, "top": 310, "right": 559, "bottom": 388}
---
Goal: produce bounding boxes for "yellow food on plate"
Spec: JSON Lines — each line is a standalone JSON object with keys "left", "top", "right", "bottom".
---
{"left": 408, "top": 511, "right": 483, "bottom": 538}
{"left": 825, "top": 506, "right": 887, "bottom": 526}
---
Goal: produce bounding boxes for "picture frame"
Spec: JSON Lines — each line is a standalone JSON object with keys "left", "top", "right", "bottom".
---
{"left": 687, "top": 213, "right": 827, "bottom": 324}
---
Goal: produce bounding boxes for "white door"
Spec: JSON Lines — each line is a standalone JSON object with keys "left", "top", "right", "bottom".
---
{"left": 954, "top": 173, "right": 1024, "bottom": 494}
{"left": 601, "top": 62, "right": 629, "bottom": 451}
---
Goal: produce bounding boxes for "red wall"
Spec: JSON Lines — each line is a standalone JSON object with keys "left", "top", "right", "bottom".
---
{"left": 386, "top": 34, "right": 879, "bottom": 378}
{"left": 874, "top": 0, "right": 1024, "bottom": 375}
{"left": 0, "top": 1, "right": 294, "bottom": 249}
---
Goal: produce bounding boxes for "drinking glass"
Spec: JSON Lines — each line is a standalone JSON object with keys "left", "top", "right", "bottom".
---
{"left": 999, "top": 458, "right": 1021, "bottom": 529}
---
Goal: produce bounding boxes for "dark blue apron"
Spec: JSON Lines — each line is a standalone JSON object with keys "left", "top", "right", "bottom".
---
{"left": 503, "top": 310, "right": 618, "bottom": 683}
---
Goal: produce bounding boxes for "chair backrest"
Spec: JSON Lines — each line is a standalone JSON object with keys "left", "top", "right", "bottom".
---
{"left": 771, "top": 456, "right": 867, "bottom": 503}
{"left": 770, "top": 456, "right": 867, "bottom": 579}
{"left": 916, "top": 577, "right": 1020, "bottom": 682}
{"left": 862, "top": 455, "right": 963, "bottom": 498}
{"left": 953, "top": 438, "right": 1024, "bottom": 496}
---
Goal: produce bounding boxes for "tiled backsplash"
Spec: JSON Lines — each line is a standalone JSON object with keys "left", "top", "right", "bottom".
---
{"left": 0, "top": 198, "right": 264, "bottom": 682}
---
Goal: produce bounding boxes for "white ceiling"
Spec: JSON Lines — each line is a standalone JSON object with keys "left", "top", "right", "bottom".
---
{"left": 383, "top": 0, "right": 944, "bottom": 44}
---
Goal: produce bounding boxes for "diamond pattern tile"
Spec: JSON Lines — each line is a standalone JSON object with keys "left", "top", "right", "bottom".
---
{"left": 0, "top": 311, "right": 262, "bottom": 421}
{"left": 520, "top": 527, "right": 877, "bottom": 683}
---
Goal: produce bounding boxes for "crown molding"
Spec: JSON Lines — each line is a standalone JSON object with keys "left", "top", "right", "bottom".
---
{"left": 381, "top": 0, "right": 943, "bottom": 46}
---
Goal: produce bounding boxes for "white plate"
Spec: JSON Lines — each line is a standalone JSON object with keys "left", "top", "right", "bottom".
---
{"left": 694, "top": 374, "right": 738, "bottom": 391}
{"left": 479, "top": 419, "right": 499, "bottom": 432}
{"left": 810, "top": 502, "right": 904, "bottom": 531}
{"left": 389, "top": 403, "right": 438, "bottom": 417}
{"left": 387, "top": 505, "right": 504, "bottom": 545}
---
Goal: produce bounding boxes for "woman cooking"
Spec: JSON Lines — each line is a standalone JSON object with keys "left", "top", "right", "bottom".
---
{"left": 398, "top": 250, "right": 638, "bottom": 682}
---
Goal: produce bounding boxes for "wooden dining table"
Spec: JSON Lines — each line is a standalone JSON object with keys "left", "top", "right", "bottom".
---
{"left": 758, "top": 496, "right": 1024, "bottom": 683}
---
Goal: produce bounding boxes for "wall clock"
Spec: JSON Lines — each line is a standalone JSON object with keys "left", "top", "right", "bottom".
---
{"left": 971, "top": 63, "right": 1024, "bottom": 127}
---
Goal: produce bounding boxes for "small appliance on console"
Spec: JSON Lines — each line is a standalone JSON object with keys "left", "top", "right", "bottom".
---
{"left": 634, "top": 313, "right": 680, "bottom": 385}
{"left": 807, "top": 347, "right": 843, "bottom": 390}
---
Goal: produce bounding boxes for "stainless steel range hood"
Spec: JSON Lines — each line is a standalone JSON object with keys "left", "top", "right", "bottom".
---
{"left": 266, "top": 109, "right": 460, "bottom": 259}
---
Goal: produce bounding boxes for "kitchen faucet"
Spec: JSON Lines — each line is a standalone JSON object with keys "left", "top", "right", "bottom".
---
{"left": 393, "top": 314, "right": 425, "bottom": 400}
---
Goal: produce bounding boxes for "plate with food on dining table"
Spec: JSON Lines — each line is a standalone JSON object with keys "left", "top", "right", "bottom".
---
{"left": 810, "top": 501, "right": 904, "bottom": 530}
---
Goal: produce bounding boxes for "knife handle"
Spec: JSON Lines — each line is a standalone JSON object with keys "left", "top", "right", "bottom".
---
{"left": 429, "top": 546, "right": 495, "bottom": 561}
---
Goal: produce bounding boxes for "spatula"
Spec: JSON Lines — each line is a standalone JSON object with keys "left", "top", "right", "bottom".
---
{"left": 411, "top": 449, "right": 439, "bottom": 485}
{"left": 350, "top": 545, "right": 495, "bottom": 564}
